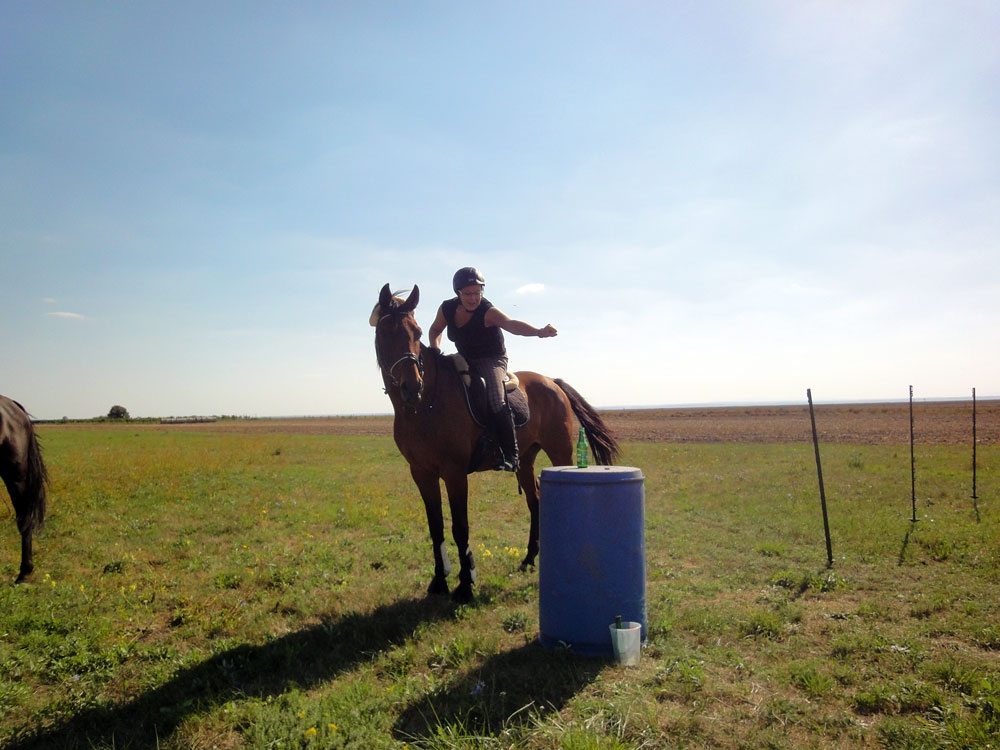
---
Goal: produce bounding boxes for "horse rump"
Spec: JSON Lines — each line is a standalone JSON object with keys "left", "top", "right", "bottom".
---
{"left": 1, "top": 396, "right": 48, "bottom": 582}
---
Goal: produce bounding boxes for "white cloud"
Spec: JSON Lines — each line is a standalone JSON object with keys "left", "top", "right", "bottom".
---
{"left": 515, "top": 283, "right": 546, "bottom": 295}
{"left": 46, "top": 312, "right": 86, "bottom": 320}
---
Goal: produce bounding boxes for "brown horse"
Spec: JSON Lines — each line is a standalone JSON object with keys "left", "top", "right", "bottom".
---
{"left": 0, "top": 395, "right": 48, "bottom": 583}
{"left": 371, "top": 283, "right": 620, "bottom": 602}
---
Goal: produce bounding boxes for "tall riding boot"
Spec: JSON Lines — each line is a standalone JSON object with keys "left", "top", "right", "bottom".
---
{"left": 494, "top": 406, "right": 519, "bottom": 472}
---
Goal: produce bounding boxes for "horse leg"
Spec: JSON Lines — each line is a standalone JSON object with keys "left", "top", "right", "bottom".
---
{"left": 17, "top": 524, "right": 33, "bottom": 584}
{"left": 8, "top": 489, "right": 34, "bottom": 584}
{"left": 411, "top": 467, "right": 450, "bottom": 596}
{"left": 442, "top": 470, "right": 475, "bottom": 604}
{"left": 2, "top": 471, "right": 28, "bottom": 583}
{"left": 4, "top": 422, "right": 48, "bottom": 584}
{"left": 516, "top": 449, "right": 541, "bottom": 571}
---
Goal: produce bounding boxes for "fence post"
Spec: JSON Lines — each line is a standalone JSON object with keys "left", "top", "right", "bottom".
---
{"left": 972, "top": 387, "right": 979, "bottom": 501}
{"left": 807, "top": 389, "right": 833, "bottom": 567}
{"left": 909, "top": 385, "right": 918, "bottom": 523}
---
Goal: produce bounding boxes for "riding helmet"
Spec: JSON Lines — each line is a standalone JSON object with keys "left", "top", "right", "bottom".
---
{"left": 452, "top": 266, "right": 486, "bottom": 294}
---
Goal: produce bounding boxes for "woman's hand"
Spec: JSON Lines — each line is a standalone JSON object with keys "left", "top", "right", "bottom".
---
{"left": 537, "top": 324, "right": 558, "bottom": 338}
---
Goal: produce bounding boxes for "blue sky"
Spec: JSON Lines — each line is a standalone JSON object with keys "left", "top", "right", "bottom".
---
{"left": 2, "top": 2, "right": 997, "bottom": 419}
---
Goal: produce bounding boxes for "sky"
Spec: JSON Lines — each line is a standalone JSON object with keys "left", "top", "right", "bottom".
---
{"left": 2, "top": 1, "right": 998, "bottom": 420}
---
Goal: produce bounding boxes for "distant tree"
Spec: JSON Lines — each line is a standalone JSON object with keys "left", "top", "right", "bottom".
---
{"left": 108, "top": 405, "right": 130, "bottom": 420}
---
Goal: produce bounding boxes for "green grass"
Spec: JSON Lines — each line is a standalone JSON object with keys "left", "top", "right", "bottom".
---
{"left": 0, "top": 426, "right": 997, "bottom": 748}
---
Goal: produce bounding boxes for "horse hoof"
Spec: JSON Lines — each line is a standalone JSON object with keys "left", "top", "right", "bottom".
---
{"left": 451, "top": 583, "right": 474, "bottom": 604}
{"left": 518, "top": 560, "right": 536, "bottom": 573}
{"left": 427, "top": 577, "right": 450, "bottom": 596}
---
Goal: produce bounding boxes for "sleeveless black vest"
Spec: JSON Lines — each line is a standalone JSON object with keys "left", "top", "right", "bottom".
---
{"left": 442, "top": 297, "right": 506, "bottom": 359}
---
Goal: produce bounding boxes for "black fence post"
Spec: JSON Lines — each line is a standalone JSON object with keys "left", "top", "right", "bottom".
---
{"left": 807, "top": 389, "right": 834, "bottom": 567}
{"left": 909, "top": 385, "right": 917, "bottom": 523}
{"left": 972, "top": 387, "right": 979, "bottom": 501}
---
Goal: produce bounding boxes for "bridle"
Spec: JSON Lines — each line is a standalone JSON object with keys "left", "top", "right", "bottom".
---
{"left": 376, "top": 312, "right": 425, "bottom": 392}
{"left": 383, "top": 351, "right": 424, "bottom": 387}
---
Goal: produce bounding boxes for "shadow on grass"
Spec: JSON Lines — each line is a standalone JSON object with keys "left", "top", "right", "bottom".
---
{"left": 6, "top": 595, "right": 456, "bottom": 749}
{"left": 393, "top": 641, "right": 607, "bottom": 743}
{"left": 898, "top": 523, "right": 913, "bottom": 565}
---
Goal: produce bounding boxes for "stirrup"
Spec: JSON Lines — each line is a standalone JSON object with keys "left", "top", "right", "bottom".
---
{"left": 492, "top": 450, "right": 517, "bottom": 472}
{"left": 492, "top": 441, "right": 518, "bottom": 472}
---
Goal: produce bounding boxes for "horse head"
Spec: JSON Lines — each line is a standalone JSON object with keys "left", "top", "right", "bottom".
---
{"left": 372, "top": 283, "right": 424, "bottom": 406}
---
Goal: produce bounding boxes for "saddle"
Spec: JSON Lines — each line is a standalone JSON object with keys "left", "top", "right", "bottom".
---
{"left": 446, "top": 354, "right": 530, "bottom": 429}
{"left": 445, "top": 354, "right": 530, "bottom": 475}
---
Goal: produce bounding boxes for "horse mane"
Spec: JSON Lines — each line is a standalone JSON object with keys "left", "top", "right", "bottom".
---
{"left": 369, "top": 294, "right": 406, "bottom": 326}
{"left": 371, "top": 285, "right": 418, "bottom": 327}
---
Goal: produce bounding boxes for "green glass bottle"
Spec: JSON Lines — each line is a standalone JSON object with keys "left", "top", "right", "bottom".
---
{"left": 576, "top": 427, "right": 589, "bottom": 468}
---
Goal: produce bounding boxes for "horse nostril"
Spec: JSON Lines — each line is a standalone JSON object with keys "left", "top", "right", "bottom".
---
{"left": 401, "top": 380, "right": 422, "bottom": 405}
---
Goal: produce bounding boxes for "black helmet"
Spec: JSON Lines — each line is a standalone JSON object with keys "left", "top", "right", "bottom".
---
{"left": 452, "top": 266, "right": 486, "bottom": 294}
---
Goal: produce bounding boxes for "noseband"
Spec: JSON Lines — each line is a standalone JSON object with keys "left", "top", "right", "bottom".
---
{"left": 384, "top": 351, "right": 423, "bottom": 387}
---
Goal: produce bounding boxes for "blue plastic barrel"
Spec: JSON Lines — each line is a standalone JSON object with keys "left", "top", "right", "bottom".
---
{"left": 538, "top": 465, "right": 646, "bottom": 656}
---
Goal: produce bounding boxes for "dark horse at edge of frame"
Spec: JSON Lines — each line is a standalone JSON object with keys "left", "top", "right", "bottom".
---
{"left": 371, "top": 283, "right": 621, "bottom": 603}
{"left": 0, "top": 394, "right": 49, "bottom": 583}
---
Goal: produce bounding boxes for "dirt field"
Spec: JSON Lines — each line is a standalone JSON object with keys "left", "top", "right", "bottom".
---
{"left": 600, "top": 400, "right": 998, "bottom": 445}
{"left": 137, "top": 399, "right": 999, "bottom": 446}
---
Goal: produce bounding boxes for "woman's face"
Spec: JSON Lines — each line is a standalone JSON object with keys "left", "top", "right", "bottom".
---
{"left": 458, "top": 285, "right": 484, "bottom": 312}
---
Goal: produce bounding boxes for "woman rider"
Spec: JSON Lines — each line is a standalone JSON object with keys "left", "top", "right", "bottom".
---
{"left": 427, "top": 267, "right": 558, "bottom": 471}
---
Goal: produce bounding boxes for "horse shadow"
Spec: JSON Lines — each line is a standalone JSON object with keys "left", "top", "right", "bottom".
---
{"left": 393, "top": 641, "right": 606, "bottom": 742}
{"left": 6, "top": 595, "right": 457, "bottom": 749}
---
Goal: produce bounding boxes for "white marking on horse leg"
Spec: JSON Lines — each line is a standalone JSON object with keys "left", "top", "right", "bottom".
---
{"left": 466, "top": 546, "right": 477, "bottom": 582}
{"left": 439, "top": 541, "right": 451, "bottom": 577}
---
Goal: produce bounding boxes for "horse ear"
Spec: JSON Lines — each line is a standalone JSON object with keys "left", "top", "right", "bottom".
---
{"left": 399, "top": 284, "right": 419, "bottom": 314}
{"left": 372, "top": 283, "right": 393, "bottom": 327}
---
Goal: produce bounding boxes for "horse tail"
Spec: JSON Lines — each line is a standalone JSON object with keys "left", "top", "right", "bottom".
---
{"left": 17, "top": 422, "right": 48, "bottom": 536}
{"left": 554, "top": 378, "right": 621, "bottom": 466}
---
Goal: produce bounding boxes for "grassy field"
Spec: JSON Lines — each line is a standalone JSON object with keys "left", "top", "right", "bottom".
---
{"left": 1, "top": 411, "right": 998, "bottom": 748}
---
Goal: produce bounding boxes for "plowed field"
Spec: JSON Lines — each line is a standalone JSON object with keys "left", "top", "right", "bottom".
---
{"left": 150, "top": 399, "right": 998, "bottom": 446}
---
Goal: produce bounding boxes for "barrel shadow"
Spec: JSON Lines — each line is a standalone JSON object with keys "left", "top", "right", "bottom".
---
{"left": 393, "top": 640, "right": 607, "bottom": 742}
